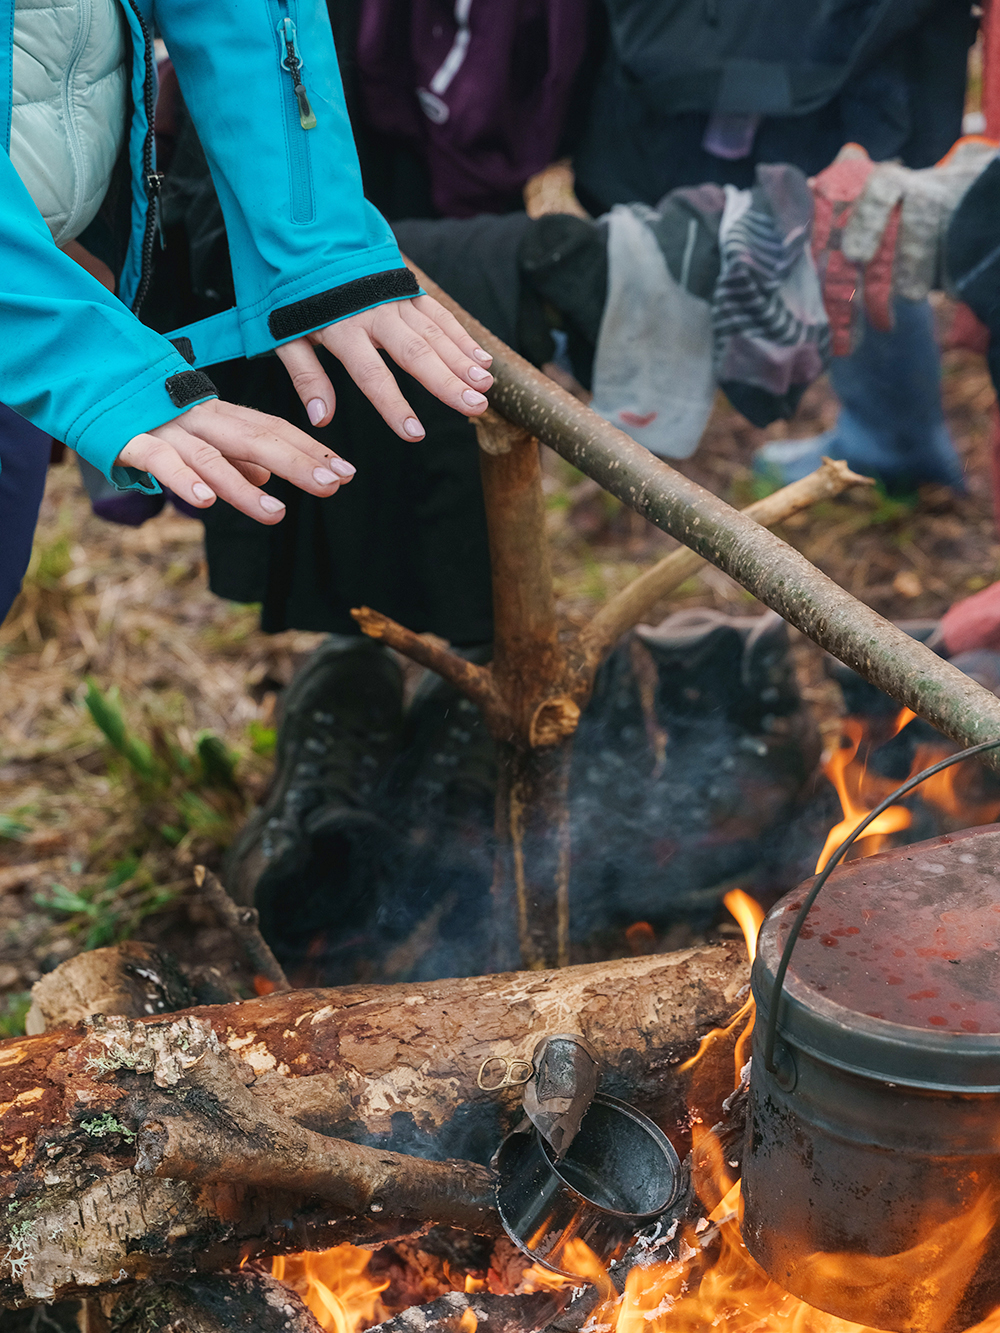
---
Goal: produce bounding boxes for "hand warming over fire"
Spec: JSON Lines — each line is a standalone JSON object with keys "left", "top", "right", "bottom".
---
{"left": 117, "top": 400, "right": 357, "bottom": 523}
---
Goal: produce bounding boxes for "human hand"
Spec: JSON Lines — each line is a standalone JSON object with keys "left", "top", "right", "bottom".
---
{"left": 275, "top": 292, "right": 494, "bottom": 439}
{"left": 116, "top": 399, "right": 357, "bottom": 524}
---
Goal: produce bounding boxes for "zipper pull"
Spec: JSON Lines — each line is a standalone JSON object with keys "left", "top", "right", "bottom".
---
{"left": 279, "top": 17, "right": 317, "bottom": 130}
{"left": 146, "top": 170, "right": 166, "bottom": 246}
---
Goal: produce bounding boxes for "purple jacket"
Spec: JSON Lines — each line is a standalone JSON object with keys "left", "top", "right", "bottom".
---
{"left": 356, "top": 0, "right": 591, "bottom": 218}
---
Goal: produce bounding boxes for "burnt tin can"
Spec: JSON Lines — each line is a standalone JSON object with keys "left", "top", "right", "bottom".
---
{"left": 742, "top": 826, "right": 1000, "bottom": 1333}
{"left": 496, "top": 1093, "right": 682, "bottom": 1278}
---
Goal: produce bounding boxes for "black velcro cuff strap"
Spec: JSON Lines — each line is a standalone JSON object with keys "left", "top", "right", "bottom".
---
{"left": 268, "top": 267, "right": 419, "bottom": 341}
{"left": 170, "top": 336, "right": 196, "bottom": 365}
{"left": 165, "top": 369, "right": 218, "bottom": 408}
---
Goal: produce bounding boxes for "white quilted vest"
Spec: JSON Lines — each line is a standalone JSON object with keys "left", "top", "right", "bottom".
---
{"left": 8, "top": 0, "right": 128, "bottom": 245}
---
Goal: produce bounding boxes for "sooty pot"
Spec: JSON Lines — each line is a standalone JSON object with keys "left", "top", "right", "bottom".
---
{"left": 742, "top": 826, "right": 1000, "bottom": 1333}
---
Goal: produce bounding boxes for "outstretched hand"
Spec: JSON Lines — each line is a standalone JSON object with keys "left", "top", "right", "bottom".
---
{"left": 274, "top": 292, "right": 494, "bottom": 437}
{"left": 116, "top": 399, "right": 356, "bottom": 524}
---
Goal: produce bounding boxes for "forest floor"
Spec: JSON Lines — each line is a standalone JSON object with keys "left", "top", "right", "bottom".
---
{"left": 0, "top": 312, "right": 995, "bottom": 1034}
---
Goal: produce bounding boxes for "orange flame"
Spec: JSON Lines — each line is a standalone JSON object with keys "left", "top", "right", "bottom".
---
{"left": 272, "top": 1246, "right": 390, "bottom": 1333}
{"left": 814, "top": 717, "right": 912, "bottom": 873}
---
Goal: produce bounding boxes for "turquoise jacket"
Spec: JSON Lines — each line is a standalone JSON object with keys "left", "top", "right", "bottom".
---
{"left": 0, "top": 0, "right": 416, "bottom": 489}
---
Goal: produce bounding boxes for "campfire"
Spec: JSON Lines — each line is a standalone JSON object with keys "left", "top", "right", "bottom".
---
{"left": 5, "top": 277, "right": 1000, "bottom": 1333}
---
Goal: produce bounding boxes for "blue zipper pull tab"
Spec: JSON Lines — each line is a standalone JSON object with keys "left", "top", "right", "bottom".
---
{"left": 279, "top": 17, "right": 317, "bottom": 130}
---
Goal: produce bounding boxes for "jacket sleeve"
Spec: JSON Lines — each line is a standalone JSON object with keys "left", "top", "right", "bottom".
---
{"left": 0, "top": 152, "right": 217, "bottom": 489}
{"left": 153, "top": 0, "right": 418, "bottom": 361}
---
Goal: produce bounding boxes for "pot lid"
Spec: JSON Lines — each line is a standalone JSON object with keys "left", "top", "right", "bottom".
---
{"left": 753, "top": 825, "right": 1000, "bottom": 1091}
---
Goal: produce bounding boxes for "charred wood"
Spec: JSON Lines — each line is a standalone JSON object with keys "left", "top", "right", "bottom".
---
{"left": 100, "top": 1271, "right": 324, "bottom": 1333}
{"left": 24, "top": 941, "right": 193, "bottom": 1035}
{"left": 368, "top": 1289, "right": 567, "bottom": 1333}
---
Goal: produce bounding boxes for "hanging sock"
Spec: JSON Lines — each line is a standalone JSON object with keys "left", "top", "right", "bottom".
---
{"left": 712, "top": 163, "right": 830, "bottom": 428}
{"left": 809, "top": 143, "right": 898, "bottom": 351}
{"left": 843, "top": 137, "right": 999, "bottom": 304}
{"left": 591, "top": 196, "right": 721, "bottom": 460}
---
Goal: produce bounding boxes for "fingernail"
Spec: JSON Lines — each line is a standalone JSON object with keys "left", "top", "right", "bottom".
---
{"left": 462, "top": 389, "right": 488, "bottom": 407}
{"left": 192, "top": 482, "right": 215, "bottom": 502}
{"left": 473, "top": 348, "right": 492, "bottom": 364}
{"left": 328, "top": 457, "right": 356, "bottom": 478}
{"left": 260, "top": 495, "right": 286, "bottom": 514}
{"left": 307, "top": 398, "right": 326, "bottom": 426}
{"left": 468, "top": 365, "right": 492, "bottom": 382}
{"left": 404, "top": 417, "right": 425, "bottom": 438}
{"left": 313, "top": 467, "right": 339, "bottom": 485}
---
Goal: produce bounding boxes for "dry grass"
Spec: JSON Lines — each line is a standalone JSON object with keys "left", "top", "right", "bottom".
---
{"left": 0, "top": 464, "right": 325, "bottom": 1004}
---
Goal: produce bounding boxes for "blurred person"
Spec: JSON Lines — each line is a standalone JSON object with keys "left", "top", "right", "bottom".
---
{"left": 574, "top": 0, "right": 978, "bottom": 493}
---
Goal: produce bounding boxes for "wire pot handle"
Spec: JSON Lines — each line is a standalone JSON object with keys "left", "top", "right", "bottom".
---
{"left": 764, "top": 736, "right": 1000, "bottom": 1075}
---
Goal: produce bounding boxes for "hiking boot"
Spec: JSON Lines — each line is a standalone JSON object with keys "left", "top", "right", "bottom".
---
{"left": 225, "top": 634, "right": 405, "bottom": 977}
{"left": 381, "top": 650, "right": 497, "bottom": 980}
{"left": 622, "top": 610, "right": 818, "bottom": 924}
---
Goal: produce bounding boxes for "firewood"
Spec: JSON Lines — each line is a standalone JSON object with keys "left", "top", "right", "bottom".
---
{"left": 24, "top": 940, "right": 193, "bottom": 1034}
{"left": 102, "top": 1271, "right": 325, "bottom": 1333}
{"left": 368, "top": 1289, "right": 566, "bottom": 1333}
{"left": 193, "top": 865, "right": 290, "bottom": 993}
{"left": 0, "top": 942, "right": 746, "bottom": 1306}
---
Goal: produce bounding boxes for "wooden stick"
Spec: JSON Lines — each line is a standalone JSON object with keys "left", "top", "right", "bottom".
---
{"left": 583, "top": 458, "right": 871, "bottom": 664}
{"left": 406, "top": 258, "right": 1000, "bottom": 768}
{"left": 133, "top": 1037, "right": 498, "bottom": 1235}
{"left": 194, "top": 865, "right": 291, "bottom": 993}
{"left": 350, "top": 607, "right": 504, "bottom": 730}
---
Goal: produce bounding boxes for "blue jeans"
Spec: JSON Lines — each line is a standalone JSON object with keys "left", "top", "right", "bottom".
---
{"left": 827, "top": 298, "right": 964, "bottom": 491}
{"left": 0, "top": 403, "right": 52, "bottom": 623}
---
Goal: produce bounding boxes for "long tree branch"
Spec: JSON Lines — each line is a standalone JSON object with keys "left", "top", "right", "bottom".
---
{"left": 406, "top": 259, "right": 1000, "bottom": 765}
{"left": 582, "top": 458, "right": 871, "bottom": 664}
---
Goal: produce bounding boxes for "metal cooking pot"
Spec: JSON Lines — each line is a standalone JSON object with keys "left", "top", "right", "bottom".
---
{"left": 496, "top": 1093, "right": 682, "bottom": 1277}
{"left": 742, "top": 826, "right": 1000, "bottom": 1333}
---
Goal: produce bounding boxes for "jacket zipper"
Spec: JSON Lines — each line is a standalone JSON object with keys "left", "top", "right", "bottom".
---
{"left": 272, "top": 0, "right": 315, "bottom": 224}
{"left": 278, "top": 17, "right": 316, "bottom": 130}
{"left": 121, "top": 0, "right": 160, "bottom": 313}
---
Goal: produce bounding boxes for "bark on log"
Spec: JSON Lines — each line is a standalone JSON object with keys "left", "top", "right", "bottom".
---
{"left": 407, "top": 260, "right": 1000, "bottom": 768}
{"left": 0, "top": 944, "right": 746, "bottom": 1306}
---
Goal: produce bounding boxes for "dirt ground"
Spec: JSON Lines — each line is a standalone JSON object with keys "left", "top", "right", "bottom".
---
{"left": 0, "top": 318, "right": 995, "bottom": 1033}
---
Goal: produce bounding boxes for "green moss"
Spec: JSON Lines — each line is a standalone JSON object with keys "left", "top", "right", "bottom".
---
{"left": 80, "top": 1113, "right": 136, "bottom": 1144}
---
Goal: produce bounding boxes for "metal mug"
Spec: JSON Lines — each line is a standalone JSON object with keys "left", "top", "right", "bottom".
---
{"left": 495, "top": 1093, "right": 683, "bottom": 1278}
{"left": 742, "top": 826, "right": 1000, "bottom": 1333}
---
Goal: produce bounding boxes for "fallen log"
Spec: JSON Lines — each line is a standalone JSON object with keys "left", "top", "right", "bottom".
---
{"left": 0, "top": 942, "right": 746, "bottom": 1306}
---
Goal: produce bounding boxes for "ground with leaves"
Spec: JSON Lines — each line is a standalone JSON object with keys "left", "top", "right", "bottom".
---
{"left": 0, "top": 328, "right": 996, "bottom": 1030}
